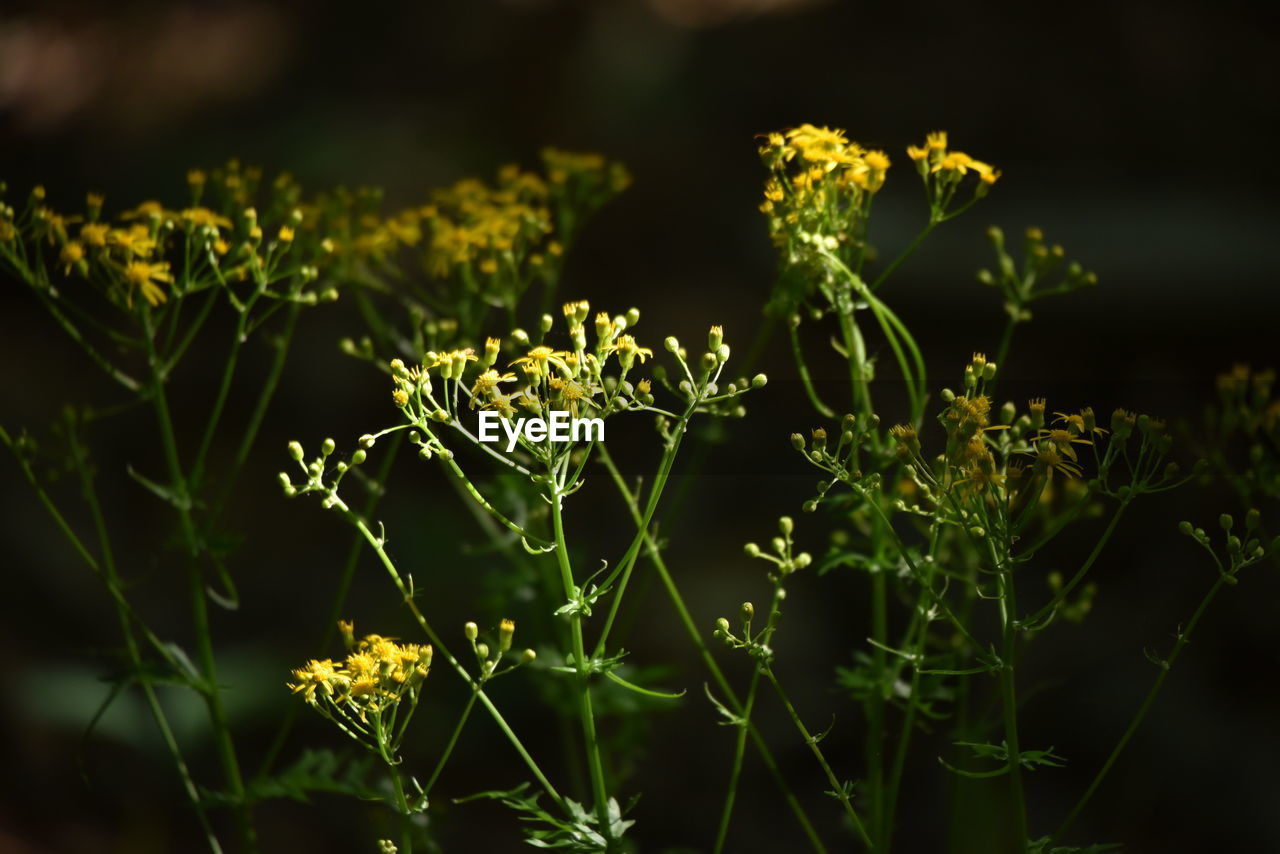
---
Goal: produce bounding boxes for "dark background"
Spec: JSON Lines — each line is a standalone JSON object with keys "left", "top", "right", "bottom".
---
{"left": 2, "top": 1, "right": 1278, "bottom": 852}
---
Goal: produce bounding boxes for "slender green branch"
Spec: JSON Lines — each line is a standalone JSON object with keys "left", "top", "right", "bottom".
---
{"left": 549, "top": 486, "right": 615, "bottom": 848}
{"left": 335, "top": 503, "right": 564, "bottom": 810}
{"left": 143, "top": 311, "right": 256, "bottom": 853}
{"left": 998, "top": 566, "right": 1029, "bottom": 853}
{"left": 789, "top": 319, "right": 836, "bottom": 419}
{"left": 763, "top": 667, "right": 873, "bottom": 847}
{"left": 596, "top": 445, "right": 827, "bottom": 853}
{"left": 1050, "top": 574, "right": 1229, "bottom": 846}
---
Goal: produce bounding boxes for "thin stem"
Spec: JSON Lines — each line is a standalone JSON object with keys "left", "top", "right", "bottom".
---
{"left": 596, "top": 445, "right": 827, "bottom": 853}
{"left": 869, "top": 220, "right": 936, "bottom": 293}
{"left": 3, "top": 424, "right": 222, "bottom": 852}
{"left": 998, "top": 566, "right": 1029, "bottom": 853}
{"left": 423, "top": 689, "right": 480, "bottom": 797}
{"left": 714, "top": 581, "right": 784, "bottom": 854}
{"left": 1021, "top": 501, "right": 1129, "bottom": 629}
{"left": 143, "top": 312, "right": 256, "bottom": 853}
{"left": 763, "top": 667, "right": 873, "bottom": 848}
{"left": 713, "top": 665, "right": 763, "bottom": 854}
{"left": 338, "top": 505, "right": 564, "bottom": 809}
{"left": 1050, "top": 575, "right": 1228, "bottom": 846}
{"left": 549, "top": 487, "right": 615, "bottom": 848}
{"left": 789, "top": 319, "right": 836, "bottom": 419}
{"left": 256, "top": 434, "right": 404, "bottom": 781}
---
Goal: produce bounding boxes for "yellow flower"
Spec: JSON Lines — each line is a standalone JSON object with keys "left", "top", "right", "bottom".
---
{"left": 511, "top": 346, "right": 570, "bottom": 376}
{"left": 605, "top": 334, "right": 654, "bottom": 371}
{"left": 121, "top": 200, "right": 172, "bottom": 221}
{"left": 123, "top": 260, "right": 174, "bottom": 306}
{"left": 470, "top": 369, "right": 516, "bottom": 405}
{"left": 277, "top": 225, "right": 295, "bottom": 243}
{"left": 60, "top": 241, "right": 85, "bottom": 274}
{"left": 107, "top": 225, "right": 157, "bottom": 258}
{"left": 80, "top": 223, "right": 109, "bottom": 247}
{"left": 289, "top": 658, "right": 341, "bottom": 702}
{"left": 181, "top": 207, "right": 234, "bottom": 230}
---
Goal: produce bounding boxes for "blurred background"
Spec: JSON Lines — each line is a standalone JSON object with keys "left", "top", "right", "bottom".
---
{"left": 2, "top": 1, "right": 1279, "bottom": 851}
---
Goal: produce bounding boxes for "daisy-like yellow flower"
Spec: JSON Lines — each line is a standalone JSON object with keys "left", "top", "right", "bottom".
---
{"left": 605, "top": 334, "right": 654, "bottom": 372}
{"left": 107, "top": 225, "right": 157, "bottom": 259}
{"left": 121, "top": 200, "right": 173, "bottom": 221}
{"left": 470, "top": 369, "right": 516, "bottom": 406}
{"left": 511, "top": 345, "right": 570, "bottom": 379}
{"left": 181, "top": 207, "right": 233, "bottom": 230}
{"left": 60, "top": 241, "right": 84, "bottom": 274}
{"left": 80, "top": 223, "right": 109, "bottom": 247}
{"left": 123, "top": 260, "right": 174, "bottom": 306}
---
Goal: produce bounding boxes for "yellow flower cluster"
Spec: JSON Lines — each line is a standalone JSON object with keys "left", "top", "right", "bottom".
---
{"left": 905, "top": 130, "right": 1001, "bottom": 185}
{"left": 2, "top": 160, "right": 324, "bottom": 309}
{"left": 424, "top": 167, "right": 555, "bottom": 278}
{"left": 289, "top": 630, "right": 433, "bottom": 716}
{"left": 757, "top": 123, "right": 891, "bottom": 252}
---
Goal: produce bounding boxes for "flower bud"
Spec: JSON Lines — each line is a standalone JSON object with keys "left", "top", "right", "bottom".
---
{"left": 708, "top": 325, "right": 724, "bottom": 350}
{"left": 1220, "top": 514, "right": 1234, "bottom": 532}
{"left": 664, "top": 336, "right": 680, "bottom": 353}
{"left": 521, "top": 649, "right": 537, "bottom": 664}
{"left": 744, "top": 542, "right": 761, "bottom": 558}
{"left": 715, "top": 617, "right": 731, "bottom": 635}
{"left": 499, "top": 618, "right": 515, "bottom": 653}
{"left": 793, "top": 552, "right": 812, "bottom": 569}
{"left": 288, "top": 440, "right": 304, "bottom": 461}
{"left": 475, "top": 642, "right": 489, "bottom": 660}
{"left": 751, "top": 373, "right": 767, "bottom": 389}
{"left": 465, "top": 621, "right": 479, "bottom": 641}
{"left": 790, "top": 433, "right": 805, "bottom": 451}
{"left": 740, "top": 601, "right": 754, "bottom": 621}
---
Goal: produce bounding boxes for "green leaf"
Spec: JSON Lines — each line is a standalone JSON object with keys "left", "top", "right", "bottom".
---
{"left": 604, "top": 670, "right": 685, "bottom": 700}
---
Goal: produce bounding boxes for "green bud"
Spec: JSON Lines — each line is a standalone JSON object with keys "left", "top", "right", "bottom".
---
{"left": 751, "top": 373, "right": 767, "bottom": 389}
{"left": 779, "top": 516, "right": 794, "bottom": 536}
{"left": 465, "top": 621, "right": 478, "bottom": 641}
{"left": 1178, "top": 521, "right": 1193, "bottom": 536}
{"left": 277, "top": 472, "right": 292, "bottom": 489}
{"left": 744, "top": 542, "right": 761, "bottom": 558}
{"left": 521, "top": 648, "right": 537, "bottom": 664}
{"left": 793, "top": 552, "right": 812, "bottom": 569}
{"left": 1246, "top": 509, "right": 1261, "bottom": 531}
{"left": 664, "top": 336, "right": 680, "bottom": 353}
{"left": 1220, "top": 514, "right": 1234, "bottom": 532}
{"left": 288, "top": 441, "right": 304, "bottom": 462}
{"left": 715, "top": 617, "right": 731, "bottom": 635}
{"left": 351, "top": 449, "right": 367, "bottom": 465}
{"left": 321, "top": 438, "right": 336, "bottom": 457}
{"left": 790, "top": 433, "right": 805, "bottom": 451}
{"left": 740, "top": 601, "right": 754, "bottom": 622}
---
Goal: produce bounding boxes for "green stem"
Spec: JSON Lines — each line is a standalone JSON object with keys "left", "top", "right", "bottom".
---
{"left": 207, "top": 301, "right": 302, "bottom": 526}
{"left": 998, "top": 567, "right": 1029, "bottom": 853}
{"left": 549, "top": 487, "right": 615, "bottom": 848}
{"left": 1050, "top": 575, "right": 1228, "bottom": 846}
{"left": 4, "top": 425, "right": 222, "bottom": 852}
{"left": 256, "top": 434, "right": 404, "bottom": 781}
{"left": 713, "top": 665, "right": 763, "bottom": 854}
{"left": 789, "top": 319, "right": 836, "bottom": 419}
{"left": 596, "top": 446, "right": 827, "bottom": 853}
{"left": 189, "top": 318, "right": 246, "bottom": 492}
{"left": 423, "top": 689, "right": 480, "bottom": 797}
{"left": 869, "top": 221, "right": 936, "bottom": 293}
{"left": 339, "top": 506, "right": 563, "bottom": 809}
{"left": 143, "top": 311, "right": 256, "bottom": 853}
{"left": 1021, "top": 501, "right": 1129, "bottom": 629}
{"left": 763, "top": 668, "right": 873, "bottom": 848}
